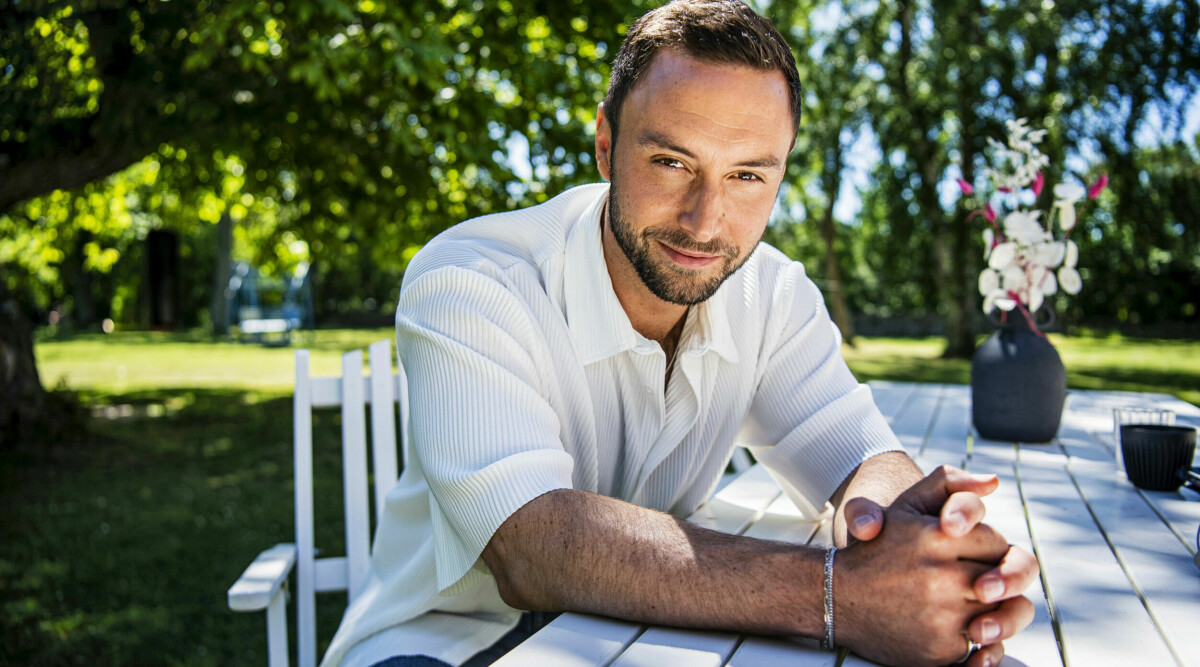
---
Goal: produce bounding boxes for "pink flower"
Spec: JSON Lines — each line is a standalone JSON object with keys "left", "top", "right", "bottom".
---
{"left": 1032, "top": 172, "right": 1044, "bottom": 197}
{"left": 956, "top": 178, "right": 974, "bottom": 195}
{"left": 1088, "top": 173, "right": 1109, "bottom": 199}
{"left": 985, "top": 203, "right": 997, "bottom": 223}
{"left": 998, "top": 187, "right": 1012, "bottom": 193}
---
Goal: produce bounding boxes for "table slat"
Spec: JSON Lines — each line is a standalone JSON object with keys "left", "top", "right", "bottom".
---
{"left": 922, "top": 385, "right": 971, "bottom": 459}
{"left": 1016, "top": 463, "right": 1177, "bottom": 666}
{"left": 867, "top": 381, "right": 918, "bottom": 423}
{"left": 889, "top": 384, "right": 943, "bottom": 455}
{"left": 1069, "top": 465, "right": 1200, "bottom": 664}
{"left": 491, "top": 614, "right": 643, "bottom": 667}
{"left": 740, "top": 495, "right": 822, "bottom": 546}
{"left": 967, "top": 460, "right": 1064, "bottom": 667}
{"left": 727, "top": 636, "right": 834, "bottom": 667}
{"left": 609, "top": 627, "right": 740, "bottom": 667}
{"left": 1138, "top": 488, "right": 1200, "bottom": 557}
{"left": 687, "top": 464, "right": 781, "bottom": 535}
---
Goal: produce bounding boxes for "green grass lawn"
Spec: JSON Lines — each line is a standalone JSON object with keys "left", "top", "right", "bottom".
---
{"left": 2, "top": 329, "right": 1197, "bottom": 664}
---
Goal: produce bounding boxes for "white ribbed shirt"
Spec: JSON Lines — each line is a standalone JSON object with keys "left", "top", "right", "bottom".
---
{"left": 322, "top": 183, "right": 903, "bottom": 667}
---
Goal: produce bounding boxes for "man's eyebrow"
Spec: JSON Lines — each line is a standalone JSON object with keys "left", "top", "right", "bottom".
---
{"left": 636, "top": 131, "right": 783, "bottom": 170}
{"left": 638, "top": 131, "right": 697, "bottom": 159}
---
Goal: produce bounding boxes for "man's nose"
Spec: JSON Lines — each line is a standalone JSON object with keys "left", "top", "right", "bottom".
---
{"left": 678, "top": 180, "right": 723, "bottom": 243}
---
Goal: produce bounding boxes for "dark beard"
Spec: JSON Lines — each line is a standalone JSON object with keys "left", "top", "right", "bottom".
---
{"left": 607, "top": 173, "right": 755, "bottom": 306}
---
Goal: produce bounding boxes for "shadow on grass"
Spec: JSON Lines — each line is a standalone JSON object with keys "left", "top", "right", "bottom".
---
{"left": 36, "top": 328, "right": 394, "bottom": 352}
{"left": 0, "top": 388, "right": 358, "bottom": 665}
{"left": 848, "top": 355, "right": 972, "bottom": 386}
{"left": 848, "top": 352, "right": 1200, "bottom": 406}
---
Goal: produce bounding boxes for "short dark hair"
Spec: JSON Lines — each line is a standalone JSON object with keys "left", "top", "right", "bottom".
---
{"left": 603, "top": 0, "right": 802, "bottom": 140}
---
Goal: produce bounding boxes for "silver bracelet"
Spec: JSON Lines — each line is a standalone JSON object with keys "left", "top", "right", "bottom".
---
{"left": 820, "top": 546, "right": 837, "bottom": 650}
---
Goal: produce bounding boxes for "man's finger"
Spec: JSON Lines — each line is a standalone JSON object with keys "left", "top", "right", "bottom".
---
{"left": 947, "top": 523, "right": 1011, "bottom": 569}
{"left": 968, "top": 640, "right": 1005, "bottom": 667}
{"left": 843, "top": 496, "right": 884, "bottom": 542}
{"left": 974, "top": 546, "right": 1041, "bottom": 603}
{"left": 896, "top": 465, "right": 999, "bottom": 517}
{"left": 941, "top": 491, "right": 987, "bottom": 538}
{"left": 969, "top": 595, "right": 1035, "bottom": 647}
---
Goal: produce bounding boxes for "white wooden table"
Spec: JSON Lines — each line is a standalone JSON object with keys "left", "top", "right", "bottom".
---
{"left": 494, "top": 382, "right": 1200, "bottom": 667}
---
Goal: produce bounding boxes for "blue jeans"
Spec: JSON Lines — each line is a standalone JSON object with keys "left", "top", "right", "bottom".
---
{"left": 369, "top": 612, "right": 559, "bottom": 667}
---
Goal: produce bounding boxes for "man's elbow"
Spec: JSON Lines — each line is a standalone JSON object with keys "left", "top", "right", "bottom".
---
{"left": 481, "top": 489, "right": 575, "bottom": 611}
{"left": 483, "top": 539, "right": 539, "bottom": 610}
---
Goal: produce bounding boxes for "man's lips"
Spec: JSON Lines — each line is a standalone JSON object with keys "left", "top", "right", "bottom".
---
{"left": 657, "top": 241, "right": 723, "bottom": 269}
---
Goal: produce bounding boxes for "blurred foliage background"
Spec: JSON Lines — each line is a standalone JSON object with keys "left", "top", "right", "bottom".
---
{"left": 2, "top": 0, "right": 1197, "bottom": 349}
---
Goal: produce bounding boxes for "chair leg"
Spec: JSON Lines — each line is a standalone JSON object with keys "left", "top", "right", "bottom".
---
{"left": 267, "top": 589, "right": 291, "bottom": 667}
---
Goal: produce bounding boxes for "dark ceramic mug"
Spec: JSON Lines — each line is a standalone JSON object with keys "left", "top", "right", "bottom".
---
{"left": 1119, "top": 424, "right": 1197, "bottom": 492}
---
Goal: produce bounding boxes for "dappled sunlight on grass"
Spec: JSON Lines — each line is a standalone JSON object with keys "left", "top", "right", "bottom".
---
{"left": 0, "top": 387, "right": 350, "bottom": 664}
{"left": 36, "top": 328, "right": 397, "bottom": 394}
{"left": 843, "top": 336, "right": 1200, "bottom": 406}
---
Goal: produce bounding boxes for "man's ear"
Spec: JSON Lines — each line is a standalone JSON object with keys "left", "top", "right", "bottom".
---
{"left": 595, "top": 103, "right": 613, "bottom": 182}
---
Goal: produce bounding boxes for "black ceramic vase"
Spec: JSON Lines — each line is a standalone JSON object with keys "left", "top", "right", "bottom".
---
{"left": 971, "top": 310, "right": 1066, "bottom": 443}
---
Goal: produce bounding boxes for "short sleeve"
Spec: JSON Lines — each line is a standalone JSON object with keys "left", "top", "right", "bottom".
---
{"left": 396, "top": 265, "right": 575, "bottom": 594}
{"left": 738, "top": 263, "right": 903, "bottom": 518}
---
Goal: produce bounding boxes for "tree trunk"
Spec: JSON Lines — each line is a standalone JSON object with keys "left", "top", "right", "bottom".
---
{"left": 210, "top": 214, "right": 233, "bottom": 336}
{"left": 818, "top": 147, "right": 856, "bottom": 346}
{"left": 0, "top": 283, "right": 47, "bottom": 448}
{"left": 896, "top": 0, "right": 974, "bottom": 359}
{"left": 72, "top": 230, "right": 96, "bottom": 329}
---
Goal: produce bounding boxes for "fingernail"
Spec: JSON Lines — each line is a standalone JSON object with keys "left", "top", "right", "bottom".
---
{"left": 853, "top": 513, "right": 876, "bottom": 532}
{"left": 982, "top": 618, "right": 1001, "bottom": 642}
{"left": 946, "top": 511, "right": 966, "bottom": 535}
{"left": 981, "top": 576, "right": 1004, "bottom": 602}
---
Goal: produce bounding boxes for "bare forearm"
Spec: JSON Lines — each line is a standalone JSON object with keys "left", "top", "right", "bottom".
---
{"left": 482, "top": 488, "right": 825, "bottom": 637}
{"left": 829, "top": 451, "right": 924, "bottom": 547}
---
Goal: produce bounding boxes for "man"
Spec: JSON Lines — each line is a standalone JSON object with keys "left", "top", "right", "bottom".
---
{"left": 323, "top": 2, "right": 1038, "bottom": 666}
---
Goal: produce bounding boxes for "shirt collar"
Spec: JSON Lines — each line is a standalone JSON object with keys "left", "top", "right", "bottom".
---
{"left": 563, "top": 183, "right": 740, "bottom": 365}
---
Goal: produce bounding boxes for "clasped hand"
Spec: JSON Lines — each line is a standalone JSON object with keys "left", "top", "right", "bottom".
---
{"left": 837, "top": 466, "right": 1039, "bottom": 667}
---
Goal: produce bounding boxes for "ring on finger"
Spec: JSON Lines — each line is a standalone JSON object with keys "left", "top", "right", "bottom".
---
{"left": 955, "top": 631, "right": 982, "bottom": 664}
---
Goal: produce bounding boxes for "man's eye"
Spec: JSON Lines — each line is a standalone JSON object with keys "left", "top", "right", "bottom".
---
{"left": 735, "top": 171, "right": 762, "bottom": 182}
{"left": 656, "top": 158, "right": 684, "bottom": 168}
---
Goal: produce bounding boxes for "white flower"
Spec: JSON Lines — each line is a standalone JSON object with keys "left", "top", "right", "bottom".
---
{"left": 965, "top": 120, "right": 1102, "bottom": 325}
{"left": 1027, "top": 287, "right": 1045, "bottom": 313}
{"left": 1028, "top": 264, "right": 1047, "bottom": 288}
{"left": 1058, "top": 267, "right": 1083, "bottom": 295}
{"left": 1002, "top": 265, "right": 1028, "bottom": 292}
{"left": 1041, "top": 270, "right": 1058, "bottom": 295}
{"left": 1003, "top": 210, "right": 1045, "bottom": 245}
{"left": 1057, "top": 202, "right": 1077, "bottom": 231}
{"left": 1053, "top": 182, "right": 1086, "bottom": 204}
{"left": 1031, "top": 242, "right": 1053, "bottom": 266}
{"left": 978, "top": 268, "right": 1000, "bottom": 296}
{"left": 988, "top": 242, "right": 1017, "bottom": 269}
{"left": 1045, "top": 241, "right": 1066, "bottom": 267}
{"left": 1006, "top": 118, "right": 1030, "bottom": 141}
{"left": 1065, "top": 240, "right": 1078, "bottom": 268}
{"left": 983, "top": 289, "right": 1018, "bottom": 313}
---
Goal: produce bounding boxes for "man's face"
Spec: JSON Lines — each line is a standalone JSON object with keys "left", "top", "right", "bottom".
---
{"left": 596, "top": 49, "right": 795, "bottom": 306}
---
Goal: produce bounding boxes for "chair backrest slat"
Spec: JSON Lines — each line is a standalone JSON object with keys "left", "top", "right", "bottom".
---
{"left": 309, "top": 377, "right": 344, "bottom": 408}
{"left": 339, "top": 350, "right": 372, "bottom": 602}
{"left": 395, "top": 360, "right": 411, "bottom": 472}
{"left": 293, "top": 350, "right": 319, "bottom": 667}
{"left": 290, "top": 340, "right": 407, "bottom": 666}
{"left": 368, "top": 340, "right": 400, "bottom": 518}
{"left": 313, "top": 556, "right": 349, "bottom": 593}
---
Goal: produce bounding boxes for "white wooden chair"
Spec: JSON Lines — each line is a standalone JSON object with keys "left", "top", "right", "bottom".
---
{"left": 225, "top": 338, "right": 754, "bottom": 666}
{"left": 227, "top": 340, "right": 409, "bottom": 667}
